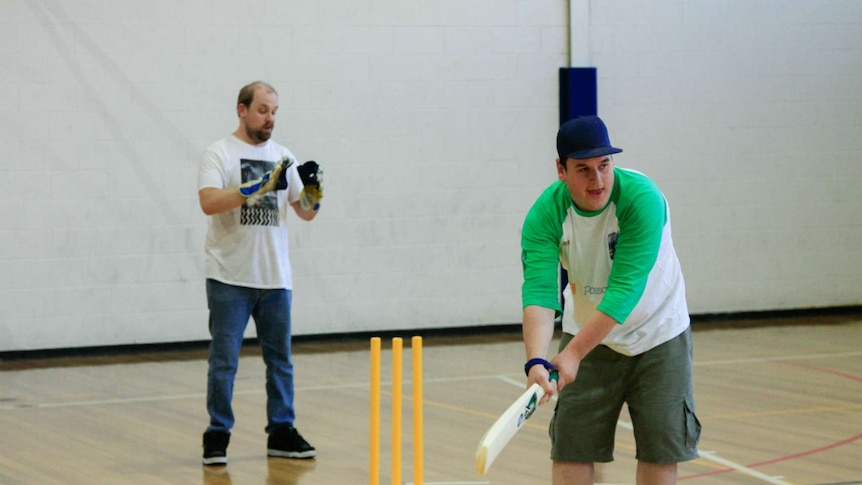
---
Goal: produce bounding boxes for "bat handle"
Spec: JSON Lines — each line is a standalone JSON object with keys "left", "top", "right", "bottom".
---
{"left": 549, "top": 369, "right": 559, "bottom": 382}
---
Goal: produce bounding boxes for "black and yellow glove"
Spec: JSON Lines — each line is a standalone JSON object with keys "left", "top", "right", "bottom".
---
{"left": 297, "top": 160, "right": 323, "bottom": 211}
{"left": 240, "top": 156, "right": 293, "bottom": 206}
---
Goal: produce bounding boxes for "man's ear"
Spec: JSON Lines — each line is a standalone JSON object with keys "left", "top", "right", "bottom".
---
{"left": 236, "top": 103, "right": 247, "bottom": 119}
{"left": 556, "top": 158, "right": 566, "bottom": 180}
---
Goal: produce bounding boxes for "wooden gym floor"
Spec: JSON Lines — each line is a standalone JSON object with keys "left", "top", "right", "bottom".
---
{"left": 1, "top": 312, "right": 860, "bottom": 485}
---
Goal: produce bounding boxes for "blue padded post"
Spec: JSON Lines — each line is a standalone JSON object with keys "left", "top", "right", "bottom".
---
{"left": 559, "top": 67, "right": 597, "bottom": 124}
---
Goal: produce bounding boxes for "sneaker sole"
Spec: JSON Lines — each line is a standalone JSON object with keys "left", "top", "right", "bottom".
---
{"left": 202, "top": 456, "right": 228, "bottom": 466}
{"left": 267, "top": 449, "right": 316, "bottom": 459}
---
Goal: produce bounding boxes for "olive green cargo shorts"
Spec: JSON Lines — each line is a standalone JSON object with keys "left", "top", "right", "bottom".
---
{"left": 550, "top": 327, "right": 701, "bottom": 464}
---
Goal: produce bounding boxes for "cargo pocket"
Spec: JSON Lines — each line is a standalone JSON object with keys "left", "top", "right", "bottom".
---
{"left": 684, "top": 396, "right": 702, "bottom": 449}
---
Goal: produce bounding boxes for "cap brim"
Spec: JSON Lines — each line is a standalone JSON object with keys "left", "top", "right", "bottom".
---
{"left": 562, "top": 146, "right": 623, "bottom": 160}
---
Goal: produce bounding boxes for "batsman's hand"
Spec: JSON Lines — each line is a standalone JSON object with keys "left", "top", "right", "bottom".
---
{"left": 298, "top": 160, "right": 323, "bottom": 211}
{"left": 240, "top": 156, "right": 294, "bottom": 206}
{"left": 550, "top": 351, "right": 581, "bottom": 392}
{"left": 527, "top": 364, "right": 559, "bottom": 405}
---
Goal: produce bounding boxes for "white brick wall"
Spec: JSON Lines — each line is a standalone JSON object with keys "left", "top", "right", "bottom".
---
{"left": 592, "top": 0, "right": 862, "bottom": 314}
{"left": 1, "top": 0, "right": 860, "bottom": 351}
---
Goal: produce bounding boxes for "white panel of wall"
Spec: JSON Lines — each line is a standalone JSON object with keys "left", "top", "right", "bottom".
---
{"left": 1, "top": 0, "right": 860, "bottom": 352}
{"left": 589, "top": 0, "right": 862, "bottom": 314}
{"left": 0, "top": 0, "right": 567, "bottom": 351}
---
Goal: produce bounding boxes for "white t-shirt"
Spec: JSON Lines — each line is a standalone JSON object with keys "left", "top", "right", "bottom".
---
{"left": 197, "top": 135, "right": 304, "bottom": 289}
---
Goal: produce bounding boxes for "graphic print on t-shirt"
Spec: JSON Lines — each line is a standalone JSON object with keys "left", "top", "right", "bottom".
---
{"left": 240, "top": 158, "right": 280, "bottom": 227}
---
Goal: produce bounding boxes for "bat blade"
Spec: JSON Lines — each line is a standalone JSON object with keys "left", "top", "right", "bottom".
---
{"left": 475, "top": 382, "right": 547, "bottom": 475}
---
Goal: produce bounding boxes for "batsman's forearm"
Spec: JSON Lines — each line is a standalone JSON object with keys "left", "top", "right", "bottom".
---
{"left": 198, "top": 187, "right": 246, "bottom": 215}
{"left": 522, "top": 305, "right": 557, "bottom": 359}
{"left": 562, "top": 310, "right": 618, "bottom": 360}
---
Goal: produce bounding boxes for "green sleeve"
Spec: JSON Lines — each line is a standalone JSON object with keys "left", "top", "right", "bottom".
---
{"left": 597, "top": 171, "right": 667, "bottom": 323}
{"left": 521, "top": 182, "right": 570, "bottom": 313}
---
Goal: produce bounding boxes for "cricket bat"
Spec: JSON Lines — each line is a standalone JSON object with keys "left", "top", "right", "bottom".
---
{"left": 475, "top": 371, "right": 557, "bottom": 475}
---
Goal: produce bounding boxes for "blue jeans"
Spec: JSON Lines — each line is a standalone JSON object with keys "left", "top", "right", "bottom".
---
{"left": 205, "top": 279, "right": 295, "bottom": 434}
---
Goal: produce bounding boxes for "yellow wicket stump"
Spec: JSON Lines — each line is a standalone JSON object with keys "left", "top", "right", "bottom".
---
{"left": 370, "top": 336, "right": 423, "bottom": 485}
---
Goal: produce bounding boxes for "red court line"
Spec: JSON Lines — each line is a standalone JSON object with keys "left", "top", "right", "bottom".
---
{"left": 782, "top": 360, "right": 862, "bottom": 383}
{"left": 681, "top": 360, "right": 862, "bottom": 480}
{"left": 679, "top": 467, "right": 734, "bottom": 480}
{"left": 681, "top": 433, "right": 862, "bottom": 480}
{"left": 750, "top": 433, "right": 862, "bottom": 467}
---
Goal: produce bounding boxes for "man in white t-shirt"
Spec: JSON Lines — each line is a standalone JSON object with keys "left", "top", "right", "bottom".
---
{"left": 197, "top": 81, "right": 323, "bottom": 466}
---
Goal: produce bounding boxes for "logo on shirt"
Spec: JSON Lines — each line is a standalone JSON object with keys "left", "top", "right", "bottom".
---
{"left": 240, "top": 158, "right": 281, "bottom": 227}
{"left": 608, "top": 232, "right": 618, "bottom": 260}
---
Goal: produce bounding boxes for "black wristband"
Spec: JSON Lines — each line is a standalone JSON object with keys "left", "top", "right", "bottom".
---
{"left": 524, "top": 357, "right": 554, "bottom": 376}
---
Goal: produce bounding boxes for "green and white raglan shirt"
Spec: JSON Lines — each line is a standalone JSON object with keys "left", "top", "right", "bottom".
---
{"left": 521, "top": 167, "right": 689, "bottom": 356}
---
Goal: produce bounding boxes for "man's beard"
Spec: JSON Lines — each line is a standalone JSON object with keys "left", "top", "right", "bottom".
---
{"left": 247, "top": 125, "right": 273, "bottom": 144}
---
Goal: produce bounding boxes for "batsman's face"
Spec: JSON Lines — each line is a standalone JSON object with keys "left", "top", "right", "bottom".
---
{"left": 240, "top": 90, "right": 278, "bottom": 145}
{"left": 558, "top": 155, "right": 615, "bottom": 212}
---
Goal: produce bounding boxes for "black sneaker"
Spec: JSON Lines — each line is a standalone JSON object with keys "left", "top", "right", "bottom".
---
{"left": 267, "top": 424, "right": 316, "bottom": 459}
{"left": 202, "top": 430, "right": 230, "bottom": 466}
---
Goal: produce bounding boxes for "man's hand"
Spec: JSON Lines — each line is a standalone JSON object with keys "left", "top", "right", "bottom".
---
{"left": 550, "top": 310, "right": 618, "bottom": 391}
{"left": 240, "top": 157, "right": 293, "bottom": 205}
{"left": 550, "top": 350, "right": 582, "bottom": 392}
{"left": 527, "top": 364, "right": 559, "bottom": 405}
{"left": 298, "top": 160, "right": 323, "bottom": 211}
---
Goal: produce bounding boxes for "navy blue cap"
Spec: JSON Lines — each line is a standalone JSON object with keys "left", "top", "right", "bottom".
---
{"left": 556, "top": 116, "right": 623, "bottom": 160}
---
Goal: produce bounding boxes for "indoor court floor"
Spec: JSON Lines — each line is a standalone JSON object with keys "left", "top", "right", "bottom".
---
{"left": 1, "top": 313, "right": 860, "bottom": 485}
